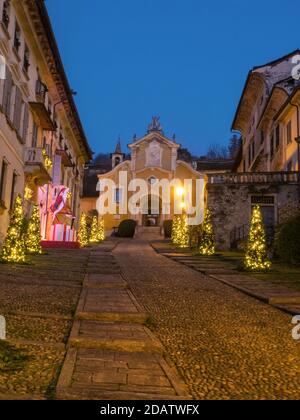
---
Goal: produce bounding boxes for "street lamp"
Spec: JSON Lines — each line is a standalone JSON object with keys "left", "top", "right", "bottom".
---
{"left": 176, "top": 186, "right": 184, "bottom": 197}
{"left": 296, "top": 136, "right": 300, "bottom": 200}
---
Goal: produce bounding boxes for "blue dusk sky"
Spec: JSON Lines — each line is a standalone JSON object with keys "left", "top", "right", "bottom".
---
{"left": 46, "top": 0, "right": 299, "bottom": 157}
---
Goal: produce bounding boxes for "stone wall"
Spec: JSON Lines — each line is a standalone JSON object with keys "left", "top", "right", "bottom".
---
{"left": 207, "top": 183, "right": 299, "bottom": 250}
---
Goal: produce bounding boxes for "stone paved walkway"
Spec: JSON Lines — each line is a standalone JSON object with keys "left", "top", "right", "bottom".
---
{"left": 114, "top": 239, "right": 300, "bottom": 400}
{"left": 56, "top": 244, "right": 189, "bottom": 400}
{"left": 152, "top": 241, "right": 300, "bottom": 315}
{"left": 0, "top": 247, "right": 90, "bottom": 399}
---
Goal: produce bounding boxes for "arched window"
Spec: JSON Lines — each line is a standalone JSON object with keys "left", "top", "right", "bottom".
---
{"left": 148, "top": 176, "right": 157, "bottom": 186}
{"left": 114, "top": 157, "right": 121, "bottom": 166}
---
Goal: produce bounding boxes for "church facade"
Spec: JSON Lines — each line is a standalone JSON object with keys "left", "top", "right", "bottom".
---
{"left": 81, "top": 53, "right": 300, "bottom": 249}
{"left": 81, "top": 118, "right": 204, "bottom": 233}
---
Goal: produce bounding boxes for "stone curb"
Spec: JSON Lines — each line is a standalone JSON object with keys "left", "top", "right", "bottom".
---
{"left": 152, "top": 245, "right": 300, "bottom": 317}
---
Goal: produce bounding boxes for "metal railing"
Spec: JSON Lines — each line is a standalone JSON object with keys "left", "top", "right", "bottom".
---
{"left": 230, "top": 224, "right": 275, "bottom": 249}
{"left": 25, "top": 147, "right": 44, "bottom": 165}
{"left": 230, "top": 224, "right": 249, "bottom": 249}
{"left": 24, "top": 147, "right": 52, "bottom": 177}
{"left": 208, "top": 171, "right": 298, "bottom": 185}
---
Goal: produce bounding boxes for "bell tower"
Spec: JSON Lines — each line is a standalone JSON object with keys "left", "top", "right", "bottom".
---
{"left": 111, "top": 138, "right": 125, "bottom": 169}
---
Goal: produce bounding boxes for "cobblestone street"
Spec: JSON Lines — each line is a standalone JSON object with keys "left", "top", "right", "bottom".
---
{"left": 0, "top": 247, "right": 90, "bottom": 399}
{"left": 1, "top": 239, "right": 300, "bottom": 400}
{"left": 114, "top": 240, "right": 300, "bottom": 400}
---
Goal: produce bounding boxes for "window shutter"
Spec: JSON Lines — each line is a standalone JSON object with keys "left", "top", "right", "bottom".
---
{"left": 22, "top": 104, "right": 29, "bottom": 143}
{"left": 13, "top": 87, "right": 22, "bottom": 134}
{"left": 2, "top": 66, "right": 12, "bottom": 118}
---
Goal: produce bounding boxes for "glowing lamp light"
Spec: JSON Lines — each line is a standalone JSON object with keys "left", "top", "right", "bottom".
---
{"left": 176, "top": 187, "right": 185, "bottom": 197}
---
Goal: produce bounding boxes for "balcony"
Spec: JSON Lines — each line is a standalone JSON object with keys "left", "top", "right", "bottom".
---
{"left": 24, "top": 147, "right": 52, "bottom": 186}
{"left": 55, "top": 149, "right": 74, "bottom": 167}
{"left": 207, "top": 171, "right": 299, "bottom": 185}
{"left": 28, "top": 81, "right": 56, "bottom": 131}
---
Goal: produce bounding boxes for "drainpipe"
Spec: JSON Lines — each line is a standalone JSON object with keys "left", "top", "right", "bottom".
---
{"left": 290, "top": 102, "right": 300, "bottom": 201}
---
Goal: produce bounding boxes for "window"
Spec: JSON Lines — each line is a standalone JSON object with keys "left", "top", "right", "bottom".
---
{"left": 260, "top": 95, "right": 264, "bottom": 106}
{"left": 36, "top": 77, "right": 47, "bottom": 102}
{"left": 251, "top": 196, "right": 275, "bottom": 205}
{"left": 148, "top": 176, "right": 158, "bottom": 185}
{"left": 251, "top": 141, "right": 255, "bottom": 161}
{"left": 287, "top": 121, "right": 292, "bottom": 145}
{"left": 114, "top": 157, "right": 121, "bottom": 166}
{"left": 13, "top": 21, "right": 21, "bottom": 52}
{"left": 48, "top": 98, "right": 52, "bottom": 118}
{"left": 287, "top": 160, "right": 293, "bottom": 172}
{"left": 23, "top": 45, "right": 30, "bottom": 74}
{"left": 114, "top": 188, "right": 122, "bottom": 204}
{"left": 2, "top": 0, "right": 10, "bottom": 29}
{"left": 72, "top": 184, "right": 77, "bottom": 214}
{"left": 2, "top": 66, "right": 12, "bottom": 119}
{"left": 275, "top": 126, "right": 280, "bottom": 149}
{"left": 270, "top": 136, "right": 274, "bottom": 158}
{"left": 10, "top": 172, "right": 17, "bottom": 210}
{"left": 0, "top": 159, "right": 8, "bottom": 202}
{"left": 13, "top": 87, "right": 22, "bottom": 134}
{"left": 32, "top": 123, "right": 38, "bottom": 148}
{"left": 22, "top": 104, "right": 29, "bottom": 143}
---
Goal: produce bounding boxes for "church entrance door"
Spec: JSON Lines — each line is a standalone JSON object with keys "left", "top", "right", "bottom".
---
{"left": 141, "top": 195, "right": 161, "bottom": 227}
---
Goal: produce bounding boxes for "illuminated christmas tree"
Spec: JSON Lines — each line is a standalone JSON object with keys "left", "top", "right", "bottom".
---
{"left": 97, "top": 217, "right": 105, "bottom": 242}
{"left": 171, "top": 215, "right": 180, "bottom": 245}
{"left": 172, "top": 214, "right": 189, "bottom": 248}
{"left": 89, "top": 216, "right": 99, "bottom": 243}
{"left": 245, "top": 205, "right": 271, "bottom": 271}
{"left": 25, "top": 205, "right": 42, "bottom": 255}
{"left": 78, "top": 213, "right": 89, "bottom": 247}
{"left": 199, "top": 209, "right": 215, "bottom": 255}
{"left": 1, "top": 196, "right": 26, "bottom": 263}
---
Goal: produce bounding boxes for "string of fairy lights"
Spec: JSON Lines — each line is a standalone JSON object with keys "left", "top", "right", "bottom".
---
{"left": 171, "top": 189, "right": 271, "bottom": 271}
{"left": 78, "top": 213, "right": 106, "bottom": 248}
{"left": 0, "top": 196, "right": 107, "bottom": 263}
{"left": 1, "top": 194, "right": 271, "bottom": 272}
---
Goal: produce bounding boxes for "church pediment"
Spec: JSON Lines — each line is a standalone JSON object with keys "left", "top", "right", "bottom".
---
{"left": 127, "top": 117, "right": 181, "bottom": 172}
{"left": 128, "top": 131, "right": 180, "bottom": 150}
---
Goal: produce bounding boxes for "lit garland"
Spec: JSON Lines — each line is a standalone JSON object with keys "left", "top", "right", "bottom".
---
{"left": 89, "top": 216, "right": 105, "bottom": 243}
{"left": 171, "top": 214, "right": 189, "bottom": 248}
{"left": 199, "top": 209, "right": 215, "bottom": 256}
{"left": 78, "top": 213, "right": 89, "bottom": 247}
{"left": 97, "top": 217, "right": 105, "bottom": 242}
{"left": 89, "top": 216, "right": 99, "bottom": 243}
{"left": 244, "top": 205, "right": 271, "bottom": 271}
{"left": 1, "top": 196, "right": 26, "bottom": 263}
{"left": 25, "top": 205, "right": 42, "bottom": 255}
{"left": 24, "top": 185, "right": 34, "bottom": 201}
{"left": 42, "top": 149, "right": 53, "bottom": 171}
{"left": 171, "top": 215, "right": 180, "bottom": 245}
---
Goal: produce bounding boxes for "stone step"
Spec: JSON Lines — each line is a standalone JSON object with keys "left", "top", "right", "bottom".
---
{"left": 56, "top": 348, "right": 190, "bottom": 400}
{"left": 75, "top": 288, "right": 143, "bottom": 316}
{"left": 69, "top": 320, "right": 163, "bottom": 353}
{"left": 138, "top": 227, "right": 161, "bottom": 233}
{"left": 76, "top": 311, "right": 149, "bottom": 324}
{"left": 84, "top": 274, "right": 127, "bottom": 289}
